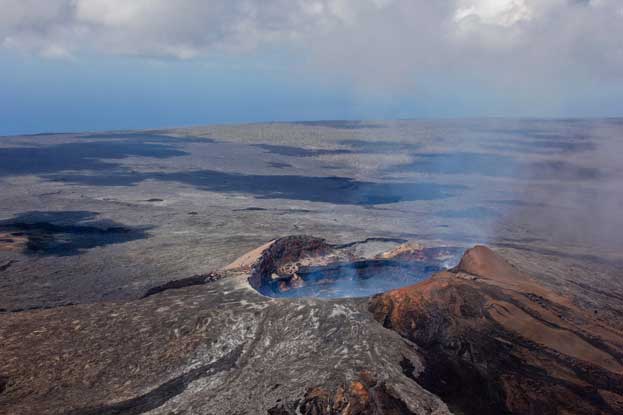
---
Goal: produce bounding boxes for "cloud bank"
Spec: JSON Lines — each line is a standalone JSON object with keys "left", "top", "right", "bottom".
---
{"left": 1, "top": 0, "right": 622, "bottom": 95}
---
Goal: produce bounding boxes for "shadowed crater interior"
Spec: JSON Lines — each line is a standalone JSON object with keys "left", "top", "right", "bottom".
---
{"left": 247, "top": 236, "right": 463, "bottom": 298}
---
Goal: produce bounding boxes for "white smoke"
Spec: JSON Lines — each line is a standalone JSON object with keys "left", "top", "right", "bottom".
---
{"left": 1, "top": 1, "right": 621, "bottom": 80}
{"left": 1, "top": 1, "right": 622, "bottom": 116}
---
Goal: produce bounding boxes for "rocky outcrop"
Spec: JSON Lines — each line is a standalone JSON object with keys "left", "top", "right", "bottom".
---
{"left": 370, "top": 246, "right": 623, "bottom": 415}
{"left": 142, "top": 272, "right": 222, "bottom": 298}
{"left": 248, "top": 235, "right": 332, "bottom": 292}
{"left": 270, "top": 374, "right": 421, "bottom": 415}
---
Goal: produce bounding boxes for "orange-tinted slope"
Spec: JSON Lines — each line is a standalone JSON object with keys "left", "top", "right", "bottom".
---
{"left": 370, "top": 246, "right": 623, "bottom": 415}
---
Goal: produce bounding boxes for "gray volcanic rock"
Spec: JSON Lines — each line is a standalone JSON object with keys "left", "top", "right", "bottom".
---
{"left": 2, "top": 119, "right": 622, "bottom": 318}
{"left": 0, "top": 237, "right": 450, "bottom": 415}
{"left": 2, "top": 237, "right": 622, "bottom": 415}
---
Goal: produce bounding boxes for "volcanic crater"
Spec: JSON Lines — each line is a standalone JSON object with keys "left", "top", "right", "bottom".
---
{"left": 246, "top": 236, "right": 464, "bottom": 299}
{"left": 1, "top": 236, "right": 622, "bottom": 415}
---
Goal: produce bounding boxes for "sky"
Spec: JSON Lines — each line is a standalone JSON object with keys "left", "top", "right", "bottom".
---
{"left": 1, "top": 0, "right": 622, "bottom": 135}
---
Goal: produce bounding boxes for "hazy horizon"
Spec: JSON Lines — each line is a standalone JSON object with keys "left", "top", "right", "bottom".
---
{"left": 4, "top": 115, "right": 623, "bottom": 138}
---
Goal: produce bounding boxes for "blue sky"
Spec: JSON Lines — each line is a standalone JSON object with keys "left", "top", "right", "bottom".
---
{"left": 1, "top": 52, "right": 359, "bottom": 134}
{"left": 1, "top": 0, "right": 622, "bottom": 135}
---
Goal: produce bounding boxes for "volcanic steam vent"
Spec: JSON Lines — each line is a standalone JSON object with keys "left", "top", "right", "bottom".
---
{"left": 246, "top": 236, "right": 462, "bottom": 298}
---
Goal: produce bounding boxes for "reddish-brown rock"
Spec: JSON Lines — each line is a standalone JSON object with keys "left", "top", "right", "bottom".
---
{"left": 370, "top": 246, "right": 623, "bottom": 415}
{"left": 270, "top": 373, "right": 419, "bottom": 415}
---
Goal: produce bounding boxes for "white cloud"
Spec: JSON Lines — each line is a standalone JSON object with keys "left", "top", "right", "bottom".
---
{"left": 74, "top": 0, "right": 149, "bottom": 26}
{"left": 40, "top": 44, "right": 73, "bottom": 59}
{"left": 0, "top": 0, "right": 621, "bottom": 95}
{"left": 455, "top": 0, "right": 533, "bottom": 26}
{"left": 0, "top": 1, "right": 410, "bottom": 59}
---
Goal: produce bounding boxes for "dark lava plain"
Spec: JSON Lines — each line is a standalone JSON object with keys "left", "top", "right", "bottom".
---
{"left": 1, "top": 119, "right": 623, "bottom": 414}
{"left": 0, "top": 118, "right": 622, "bottom": 309}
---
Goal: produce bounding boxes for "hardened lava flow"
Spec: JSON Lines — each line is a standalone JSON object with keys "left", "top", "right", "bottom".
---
{"left": 0, "top": 236, "right": 622, "bottom": 415}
